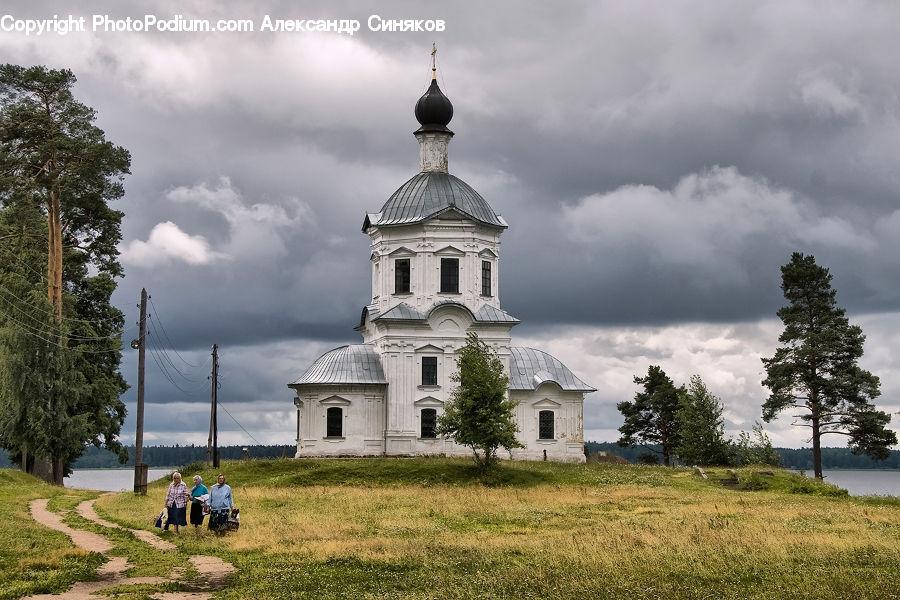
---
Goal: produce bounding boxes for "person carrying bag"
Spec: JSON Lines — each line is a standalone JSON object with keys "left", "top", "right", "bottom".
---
{"left": 208, "top": 473, "right": 234, "bottom": 536}
{"left": 189, "top": 475, "right": 209, "bottom": 529}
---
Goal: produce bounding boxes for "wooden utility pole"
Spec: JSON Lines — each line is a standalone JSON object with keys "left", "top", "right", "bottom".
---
{"left": 133, "top": 288, "right": 148, "bottom": 495}
{"left": 207, "top": 344, "right": 219, "bottom": 468}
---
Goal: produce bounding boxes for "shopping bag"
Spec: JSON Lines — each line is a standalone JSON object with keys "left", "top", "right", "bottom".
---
{"left": 154, "top": 509, "right": 166, "bottom": 528}
{"left": 227, "top": 507, "right": 240, "bottom": 531}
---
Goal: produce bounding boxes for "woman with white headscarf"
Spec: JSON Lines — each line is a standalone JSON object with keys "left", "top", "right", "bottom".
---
{"left": 189, "top": 475, "right": 209, "bottom": 529}
{"left": 164, "top": 472, "right": 190, "bottom": 533}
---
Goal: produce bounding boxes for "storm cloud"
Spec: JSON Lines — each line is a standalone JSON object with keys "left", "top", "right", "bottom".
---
{"left": 2, "top": 0, "right": 898, "bottom": 449}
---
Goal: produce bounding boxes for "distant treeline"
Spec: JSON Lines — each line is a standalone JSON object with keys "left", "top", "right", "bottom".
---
{"left": 586, "top": 441, "right": 900, "bottom": 470}
{"left": 0, "top": 444, "right": 294, "bottom": 469}
{"left": 0, "top": 442, "right": 897, "bottom": 470}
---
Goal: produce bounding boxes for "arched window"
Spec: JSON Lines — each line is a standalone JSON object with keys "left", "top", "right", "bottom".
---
{"left": 538, "top": 410, "right": 554, "bottom": 440}
{"left": 421, "top": 408, "right": 437, "bottom": 439}
{"left": 326, "top": 406, "right": 343, "bottom": 438}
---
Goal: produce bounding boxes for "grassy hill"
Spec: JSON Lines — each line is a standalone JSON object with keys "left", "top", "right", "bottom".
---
{"left": 3, "top": 458, "right": 900, "bottom": 599}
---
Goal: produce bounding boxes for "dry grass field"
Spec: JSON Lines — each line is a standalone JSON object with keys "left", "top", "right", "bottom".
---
{"left": 84, "top": 458, "right": 900, "bottom": 600}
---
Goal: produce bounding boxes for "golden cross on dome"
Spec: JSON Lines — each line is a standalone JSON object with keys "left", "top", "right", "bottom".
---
{"left": 431, "top": 43, "right": 437, "bottom": 78}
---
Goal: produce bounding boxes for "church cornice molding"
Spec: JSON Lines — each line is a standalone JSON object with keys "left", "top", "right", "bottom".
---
{"left": 424, "top": 223, "right": 478, "bottom": 233}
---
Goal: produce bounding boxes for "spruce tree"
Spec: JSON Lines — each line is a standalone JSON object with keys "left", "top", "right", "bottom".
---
{"left": 675, "top": 375, "right": 732, "bottom": 466}
{"left": 762, "top": 253, "right": 897, "bottom": 479}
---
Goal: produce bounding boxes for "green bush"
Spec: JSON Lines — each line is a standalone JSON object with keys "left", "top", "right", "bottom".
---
{"left": 739, "top": 471, "right": 769, "bottom": 490}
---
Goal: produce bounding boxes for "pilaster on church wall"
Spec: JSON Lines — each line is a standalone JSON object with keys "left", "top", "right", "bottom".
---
{"left": 402, "top": 351, "right": 415, "bottom": 433}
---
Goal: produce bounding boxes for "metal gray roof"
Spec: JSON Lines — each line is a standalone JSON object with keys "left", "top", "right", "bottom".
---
{"left": 367, "top": 300, "right": 519, "bottom": 324}
{"left": 289, "top": 344, "right": 387, "bottom": 386}
{"left": 509, "top": 347, "right": 596, "bottom": 392}
{"left": 289, "top": 344, "right": 592, "bottom": 392}
{"left": 474, "top": 304, "right": 520, "bottom": 323}
{"left": 363, "top": 172, "right": 507, "bottom": 231}
{"left": 375, "top": 302, "right": 426, "bottom": 321}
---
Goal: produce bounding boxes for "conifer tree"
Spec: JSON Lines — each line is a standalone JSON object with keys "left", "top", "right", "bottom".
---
{"left": 617, "top": 365, "right": 682, "bottom": 466}
{"left": 0, "top": 64, "right": 130, "bottom": 484}
{"left": 675, "top": 375, "right": 732, "bottom": 466}
{"left": 762, "top": 253, "right": 897, "bottom": 479}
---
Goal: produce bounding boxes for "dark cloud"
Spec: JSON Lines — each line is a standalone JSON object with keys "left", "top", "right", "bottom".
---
{"left": 4, "top": 0, "right": 899, "bottom": 446}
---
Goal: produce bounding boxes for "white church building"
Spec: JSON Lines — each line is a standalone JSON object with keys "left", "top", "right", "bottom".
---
{"left": 288, "top": 66, "right": 595, "bottom": 462}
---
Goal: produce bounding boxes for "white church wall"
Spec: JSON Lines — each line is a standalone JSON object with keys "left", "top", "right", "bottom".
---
{"left": 509, "top": 385, "right": 586, "bottom": 463}
{"left": 293, "top": 385, "right": 386, "bottom": 457}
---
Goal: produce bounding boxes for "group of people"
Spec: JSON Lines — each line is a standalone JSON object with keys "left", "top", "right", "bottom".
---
{"left": 164, "top": 472, "right": 234, "bottom": 535}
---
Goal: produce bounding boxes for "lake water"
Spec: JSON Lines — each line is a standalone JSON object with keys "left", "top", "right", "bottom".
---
{"left": 65, "top": 468, "right": 174, "bottom": 491}
{"left": 64, "top": 467, "right": 900, "bottom": 496}
{"left": 813, "top": 470, "right": 900, "bottom": 497}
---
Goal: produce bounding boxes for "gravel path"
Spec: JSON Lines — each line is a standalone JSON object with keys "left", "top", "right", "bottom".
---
{"left": 24, "top": 497, "right": 235, "bottom": 600}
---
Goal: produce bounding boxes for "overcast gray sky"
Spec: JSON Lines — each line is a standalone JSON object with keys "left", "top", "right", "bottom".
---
{"left": 2, "top": 0, "right": 899, "bottom": 450}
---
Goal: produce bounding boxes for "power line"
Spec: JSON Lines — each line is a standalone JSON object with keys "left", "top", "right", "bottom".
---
{"left": 217, "top": 399, "right": 262, "bottom": 445}
{"left": 0, "top": 286, "right": 121, "bottom": 342}
{"left": 0, "top": 245, "right": 127, "bottom": 330}
{"left": 0, "top": 244, "right": 46, "bottom": 282}
{"left": 145, "top": 329, "right": 205, "bottom": 384}
{"left": 0, "top": 308, "right": 123, "bottom": 354}
{"left": 147, "top": 297, "right": 208, "bottom": 368}
{"left": 145, "top": 339, "right": 211, "bottom": 396}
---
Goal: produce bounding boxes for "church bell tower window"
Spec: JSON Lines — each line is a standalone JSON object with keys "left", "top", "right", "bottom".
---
{"left": 440, "top": 258, "right": 459, "bottom": 293}
{"left": 481, "top": 260, "right": 492, "bottom": 297}
{"left": 395, "top": 259, "right": 410, "bottom": 294}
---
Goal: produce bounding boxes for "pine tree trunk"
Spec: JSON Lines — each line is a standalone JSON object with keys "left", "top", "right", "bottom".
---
{"left": 43, "top": 175, "right": 65, "bottom": 486}
{"left": 811, "top": 396, "right": 823, "bottom": 479}
{"left": 47, "top": 184, "right": 63, "bottom": 327}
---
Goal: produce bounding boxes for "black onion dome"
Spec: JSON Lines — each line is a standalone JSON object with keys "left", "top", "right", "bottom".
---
{"left": 414, "top": 78, "right": 453, "bottom": 133}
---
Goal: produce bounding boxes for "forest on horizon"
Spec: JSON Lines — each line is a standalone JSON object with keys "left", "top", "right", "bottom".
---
{"left": 0, "top": 442, "right": 898, "bottom": 471}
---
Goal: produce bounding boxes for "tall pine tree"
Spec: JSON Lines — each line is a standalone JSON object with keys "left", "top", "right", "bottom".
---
{"left": 0, "top": 64, "right": 129, "bottom": 484}
{"left": 762, "top": 253, "right": 897, "bottom": 479}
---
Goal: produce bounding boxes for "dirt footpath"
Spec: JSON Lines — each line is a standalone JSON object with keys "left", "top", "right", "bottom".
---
{"left": 24, "top": 497, "right": 235, "bottom": 600}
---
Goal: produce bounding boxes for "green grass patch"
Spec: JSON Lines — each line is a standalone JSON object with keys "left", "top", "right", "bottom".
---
{"left": 176, "top": 456, "right": 673, "bottom": 490}
{"left": 0, "top": 469, "right": 102, "bottom": 600}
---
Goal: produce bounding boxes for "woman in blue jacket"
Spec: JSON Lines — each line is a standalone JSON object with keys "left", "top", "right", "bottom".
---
{"left": 208, "top": 473, "right": 233, "bottom": 535}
